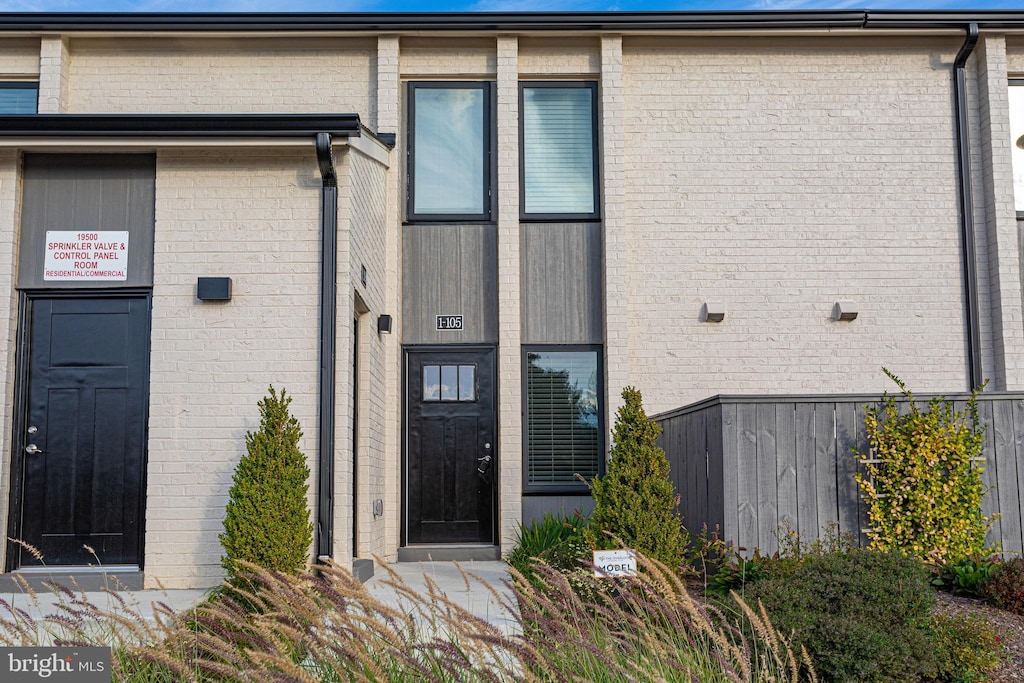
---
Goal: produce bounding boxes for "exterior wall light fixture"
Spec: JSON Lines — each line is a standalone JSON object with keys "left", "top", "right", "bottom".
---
{"left": 702, "top": 303, "right": 726, "bottom": 323}
{"left": 377, "top": 314, "right": 393, "bottom": 334}
{"left": 834, "top": 301, "right": 858, "bottom": 321}
{"left": 196, "top": 277, "right": 232, "bottom": 301}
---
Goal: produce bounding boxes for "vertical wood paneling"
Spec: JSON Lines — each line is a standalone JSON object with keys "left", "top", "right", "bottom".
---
{"left": 794, "top": 403, "right": 818, "bottom": 541}
{"left": 814, "top": 404, "right": 839, "bottom": 535}
{"left": 402, "top": 224, "right": 498, "bottom": 344}
{"left": 978, "top": 400, "right": 1002, "bottom": 547}
{"left": 694, "top": 409, "right": 708, "bottom": 535}
{"left": 835, "top": 402, "right": 860, "bottom": 541}
{"left": 707, "top": 405, "right": 725, "bottom": 538}
{"left": 854, "top": 401, "right": 875, "bottom": 547}
{"left": 721, "top": 404, "right": 739, "bottom": 548}
{"left": 736, "top": 404, "right": 758, "bottom": 552}
{"left": 684, "top": 410, "right": 699, "bottom": 534}
{"left": 994, "top": 399, "right": 1022, "bottom": 553}
{"left": 1013, "top": 399, "right": 1024, "bottom": 554}
{"left": 521, "top": 223, "right": 602, "bottom": 344}
{"left": 775, "top": 403, "right": 798, "bottom": 533}
{"left": 756, "top": 403, "right": 778, "bottom": 555}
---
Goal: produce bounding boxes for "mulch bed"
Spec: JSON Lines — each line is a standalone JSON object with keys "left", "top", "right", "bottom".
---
{"left": 933, "top": 591, "right": 1024, "bottom": 682}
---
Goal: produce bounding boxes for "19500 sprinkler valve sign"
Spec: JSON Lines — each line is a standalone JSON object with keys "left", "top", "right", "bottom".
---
{"left": 44, "top": 231, "right": 129, "bottom": 281}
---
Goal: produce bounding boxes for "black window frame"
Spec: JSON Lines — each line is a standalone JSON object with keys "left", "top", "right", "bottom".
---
{"left": 522, "top": 344, "right": 605, "bottom": 494}
{"left": 519, "top": 81, "right": 601, "bottom": 223}
{"left": 407, "top": 81, "right": 494, "bottom": 223}
{"left": 0, "top": 81, "right": 39, "bottom": 114}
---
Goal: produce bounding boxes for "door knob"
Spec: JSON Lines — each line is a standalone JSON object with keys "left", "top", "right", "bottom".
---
{"left": 24, "top": 444, "right": 44, "bottom": 455}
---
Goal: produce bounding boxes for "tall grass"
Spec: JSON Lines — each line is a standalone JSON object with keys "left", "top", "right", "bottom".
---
{"left": 0, "top": 547, "right": 814, "bottom": 682}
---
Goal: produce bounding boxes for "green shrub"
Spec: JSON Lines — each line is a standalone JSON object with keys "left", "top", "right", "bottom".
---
{"left": 507, "top": 510, "right": 590, "bottom": 578}
{"left": 587, "top": 387, "right": 689, "bottom": 572}
{"left": 220, "top": 386, "right": 314, "bottom": 584}
{"left": 982, "top": 556, "right": 1024, "bottom": 615}
{"left": 933, "top": 556, "right": 999, "bottom": 598}
{"left": 741, "top": 548, "right": 937, "bottom": 682}
{"left": 928, "top": 612, "right": 1003, "bottom": 683}
{"left": 855, "top": 368, "right": 992, "bottom": 564}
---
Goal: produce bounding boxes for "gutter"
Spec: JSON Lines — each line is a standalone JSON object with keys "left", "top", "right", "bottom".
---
{"left": 952, "top": 23, "right": 981, "bottom": 391}
{"left": 315, "top": 132, "right": 338, "bottom": 564}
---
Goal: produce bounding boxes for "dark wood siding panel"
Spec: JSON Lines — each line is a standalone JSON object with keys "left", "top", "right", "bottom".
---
{"left": 402, "top": 224, "right": 498, "bottom": 344}
{"left": 19, "top": 154, "right": 155, "bottom": 289}
{"left": 521, "top": 222, "right": 602, "bottom": 344}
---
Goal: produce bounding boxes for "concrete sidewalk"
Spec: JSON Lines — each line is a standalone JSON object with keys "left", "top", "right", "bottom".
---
{"left": 366, "top": 560, "right": 517, "bottom": 633}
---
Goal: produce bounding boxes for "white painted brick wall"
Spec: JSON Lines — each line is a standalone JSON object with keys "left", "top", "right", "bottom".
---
{"left": 519, "top": 37, "right": 600, "bottom": 76}
{"left": 37, "top": 36, "right": 69, "bottom": 114}
{"left": 0, "top": 39, "right": 41, "bottom": 75}
{"left": 496, "top": 36, "right": 522, "bottom": 552}
{"left": 1006, "top": 40, "right": 1024, "bottom": 74}
{"left": 146, "top": 149, "right": 321, "bottom": 588}
{"left": 400, "top": 38, "right": 496, "bottom": 77}
{"left": 0, "top": 152, "right": 21, "bottom": 571}
{"left": 622, "top": 36, "right": 973, "bottom": 415}
{"left": 68, "top": 38, "right": 377, "bottom": 128}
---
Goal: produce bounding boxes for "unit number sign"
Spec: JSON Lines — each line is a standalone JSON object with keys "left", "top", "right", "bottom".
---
{"left": 436, "top": 315, "right": 464, "bottom": 331}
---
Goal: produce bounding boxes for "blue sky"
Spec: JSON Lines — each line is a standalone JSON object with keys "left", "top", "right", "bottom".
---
{"left": 0, "top": 0, "right": 1021, "bottom": 14}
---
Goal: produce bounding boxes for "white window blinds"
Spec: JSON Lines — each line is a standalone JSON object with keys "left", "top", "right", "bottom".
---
{"left": 522, "top": 85, "right": 596, "bottom": 216}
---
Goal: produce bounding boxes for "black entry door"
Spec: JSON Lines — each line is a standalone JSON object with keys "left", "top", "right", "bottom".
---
{"left": 407, "top": 349, "right": 495, "bottom": 544}
{"left": 14, "top": 296, "right": 150, "bottom": 567}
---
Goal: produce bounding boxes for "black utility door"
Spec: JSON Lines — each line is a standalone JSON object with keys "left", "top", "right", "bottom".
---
{"left": 407, "top": 349, "right": 495, "bottom": 544}
{"left": 15, "top": 296, "right": 149, "bottom": 567}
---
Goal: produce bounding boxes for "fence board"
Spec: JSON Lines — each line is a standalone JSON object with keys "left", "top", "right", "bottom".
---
{"left": 794, "top": 403, "right": 818, "bottom": 541}
{"left": 978, "top": 400, "right": 1002, "bottom": 548}
{"left": 855, "top": 401, "right": 875, "bottom": 547}
{"left": 684, "top": 410, "right": 699, "bottom": 536}
{"left": 814, "top": 404, "right": 840, "bottom": 532}
{"left": 695, "top": 409, "right": 708, "bottom": 535}
{"left": 776, "top": 403, "right": 798, "bottom": 534}
{"left": 994, "top": 400, "right": 1021, "bottom": 554}
{"left": 1007, "top": 400, "right": 1024, "bottom": 554}
{"left": 707, "top": 405, "right": 725, "bottom": 538}
{"left": 736, "top": 403, "right": 759, "bottom": 552}
{"left": 755, "top": 403, "right": 779, "bottom": 555}
{"left": 721, "top": 404, "right": 738, "bottom": 548}
{"left": 1013, "top": 399, "right": 1024, "bottom": 553}
{"left": 835, "top": 402, "right": 860, "bottom": 542}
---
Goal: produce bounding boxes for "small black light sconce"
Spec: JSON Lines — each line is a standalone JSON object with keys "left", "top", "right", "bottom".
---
{"left": 197, "top": 277, "right": 232, "bottom": 302}
{"left": 834, "top": 301, "right": 858, "bottom": 321}
{"left": 702, "top": 303, "right": 726, "bottom": 323}
{"left": 377, "top": 314, "right": 393, "bottom": 334}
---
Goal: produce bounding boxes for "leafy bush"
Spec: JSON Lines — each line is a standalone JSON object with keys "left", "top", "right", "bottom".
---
{"left": 507, "top": 510, "right": 590, "bottom": 579}
{"left": 982, "top": 556, "right": 1024, "bottom": 615}
{"left": 587, "top": 387, "right": 690, "bottom": 572}
{"left": 928, "top": 612, "right": 1003, "bottom": 683}
{"left": 855, "top": 368, "right": 992, "bottom": 564}
{"left": 741, "top": 548, "right": 937, "bottom": 682}
{"left": 220, "top": 386, "right": 314, "bottom": 584}
{"left": 933, "top": 556, "right": 999, "bottom": 598}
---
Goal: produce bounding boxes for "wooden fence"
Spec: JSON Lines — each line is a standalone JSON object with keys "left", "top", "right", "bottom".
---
{"left": 653, "top": 393, "right": 1024, "bottom": 557}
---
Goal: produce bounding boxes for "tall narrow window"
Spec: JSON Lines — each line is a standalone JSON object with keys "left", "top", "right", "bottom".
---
{"left": 0, "top": 82, "right": 38, "bottom": 114}
{"left": 520, "top": 82, "right": 598, "bottom": 219}
{"left": 524, "top": 347, "right": 602, "bottom": 491}
{"left": 408, "top": 82, "right": 491, "bottom": 221}
{"left": 1009, "top": 80, "right": 1024, "bottom": 220}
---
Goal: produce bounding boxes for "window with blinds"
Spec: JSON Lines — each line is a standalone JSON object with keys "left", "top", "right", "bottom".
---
{"left": 0, "top": 82, "right": 38, "bottom": 114}
{"left": 521, "top": 83, "right": 598, "bottom": 218}
{"left": 525, "top": 347, "right": 602, "bottom": 490}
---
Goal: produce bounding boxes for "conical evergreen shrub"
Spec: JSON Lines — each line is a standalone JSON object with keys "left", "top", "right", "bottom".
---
{"left": 220, "top": 386, "right": 313, "bottom": 584}
{"left": 587, "top": 387, "right": 689, "bottom": 572}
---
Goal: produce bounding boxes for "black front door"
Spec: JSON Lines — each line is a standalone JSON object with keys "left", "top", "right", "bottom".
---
{"left": 12, "top": 295, "right": 150, "bottom": 567}
{"left": 406, "top": 349, "right": 495, "bottom": 544}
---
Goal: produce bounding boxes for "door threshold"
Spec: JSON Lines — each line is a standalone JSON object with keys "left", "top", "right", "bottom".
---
{"left": 397, "top": 545, "right": 500, "bottom": 562}
{"left": 4, "top": 567, "right": 143, "bottom": 591}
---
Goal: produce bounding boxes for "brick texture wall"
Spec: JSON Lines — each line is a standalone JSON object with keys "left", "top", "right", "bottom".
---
{"left": 146, "top": 149, "right": 321, "bottom": 588}
{"left": 0, "top": 39, "right": 40, "bottom": 75}
{"left": 68, "top": 38, "right": 377, "bottom": 128}
{"left": 622, "top": 36, "right": 975, "bottom": 414}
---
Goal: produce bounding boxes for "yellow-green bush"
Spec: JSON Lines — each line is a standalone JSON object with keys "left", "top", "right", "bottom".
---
{"left": 855, "top": 369, "right": 992, "bottom": 564}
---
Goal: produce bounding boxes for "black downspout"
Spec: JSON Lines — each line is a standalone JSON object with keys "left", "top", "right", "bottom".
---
{"left": 315, "top": 132, "right": 338, "bottom": 562}
{"left": 954, "top": 23, "right": 981, "bottom": 391}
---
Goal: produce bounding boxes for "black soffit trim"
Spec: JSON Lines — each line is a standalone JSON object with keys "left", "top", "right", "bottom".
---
{"left": 0, "top": 114, "right": 362, "bottom": 137}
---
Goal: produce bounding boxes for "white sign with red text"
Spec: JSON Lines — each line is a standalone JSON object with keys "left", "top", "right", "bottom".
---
{"left": 44, "top": 231, "right": 129, "bottom": 281}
